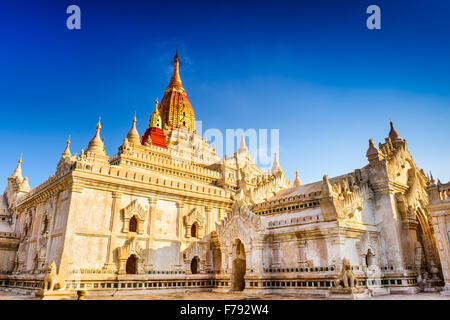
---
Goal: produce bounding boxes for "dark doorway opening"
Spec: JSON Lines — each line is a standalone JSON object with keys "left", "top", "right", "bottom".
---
{"left": 126, "top": 254, "right": 137, "bottom": 274}
{"left": 129, "top": 216, "right": 138, "bottom": 232}
{"left": 191, "top": 256, "right": 199, "bottom": 274}
{"left": 232, "top": 239, "right": 246, "bottom": 291}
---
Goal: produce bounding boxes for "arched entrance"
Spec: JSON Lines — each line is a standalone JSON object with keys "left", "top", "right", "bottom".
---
{"left": 191, "top": 256, "right": 199, "bottom": 274}
{"left": 232, "top": 239, "right": 246, "bottom": 291}
{"left": 126, "top": 254, "right": 137, "bottom": 274}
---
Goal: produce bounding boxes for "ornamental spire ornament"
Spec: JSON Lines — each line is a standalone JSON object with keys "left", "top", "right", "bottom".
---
{"left": 86, "top": 117, "right": 105, "bottom": 155}
{"left": 149, "top": 98, "right": 162, "bottom": 129}
{"left": 126, "top": 112, "right": 141, "bottom": 145}
{"left": 238, "top": 133, "right": 248, "bottom": 153}
{"left": 62, "top": 135, "right": 71, "bottom": 157}
{"left": 10, "top": 154, "right": 23, "bottom": 180}
{"left": 169, "top": 49, "right": 182, "bottom": 88}
{"left": 293, "top": 170, "right": 302, "bottom": 187}
{"left": 271, "top": 152, "right": 282, "bottom": 174}
{"left": 388, "top": 120, "right": 402, "bottom": 142}
{"left": 366, "top": 139, "right": 378, "bottom": 156}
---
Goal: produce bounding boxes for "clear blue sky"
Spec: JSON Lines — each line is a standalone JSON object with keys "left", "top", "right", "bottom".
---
{"left": 0, "top": 0, "right": 449, "bottom": 191}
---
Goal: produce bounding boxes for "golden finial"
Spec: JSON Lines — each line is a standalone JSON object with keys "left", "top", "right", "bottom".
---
{"left": 11, "top": 153, "right": 23, "bottom": 178}
{"left": 62, "top": 135, "right": 71, "bottom": 157}
{"left": 96, "top": 117, "right": 102, "bottom": 130}
{"left": 149, "top": 98, "right": 162, "bottom": 129}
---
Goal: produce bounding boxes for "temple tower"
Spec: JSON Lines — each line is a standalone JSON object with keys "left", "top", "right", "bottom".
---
{"left": 158, "top": 50, "right": 196, "bottom": 131}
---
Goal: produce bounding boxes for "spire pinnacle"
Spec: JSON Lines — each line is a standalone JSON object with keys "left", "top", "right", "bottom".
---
{"left": 271, "top": 152, "right": 282, "bottom": 174}
{"left": 149, "top": 98, "right": 162, "bottom": 129}
{"left": 169, "top": 49, "right": 182, "bottom": 87}
{"left": 97, "top": 117, "right": 102, "bottom": 130}
{"left": 10, "top": 154, "right": 23, "bottom": 179}
{"left": 366, "top": 139, "right": 379, "bottom": 156}
{"left": 126, "top": 113, "right": 140, "bottom": 145}
{"left": 429, "top": 171, "right": 435, "bottom": 184}
{"left": 87, "top": 118, "right": 105, "bottom": 154}
{"left": 62, "top": 135, "right": 71, "bottom": 157}
{"left": 238, "top": 133, "right": 248, "bottom": 153}
{"left": 389, "top": 120, "right": 401, "bottom": 141}
{"left": 293, "top": 170, "right": 302, "bottom": 187}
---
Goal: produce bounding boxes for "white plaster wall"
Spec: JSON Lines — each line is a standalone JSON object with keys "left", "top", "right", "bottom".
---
{"left": 342, "top": 238, "right": 361, "bottom": 266}
{"left": 280, "top": 241, "right": 297, "bottom": 267}
{"left": 306, "top": 239, "right": 329, "bottom": 267}
{"left": 374, "top": 192, "right": 404, "bottom": 268}
{"left": 149, "top": 240, "right": 180, "bottom": 269}
{"left": 47, "top": 235, "right": 65, "bottom": 267}
{"left": 71, "top": 189, "right": 112, "bottom": 233}
{"left": 54, "top": 190, "right": 71, "bottom": 232}
{"left": 66, "top": 235, "right": 108, "bottom": 269}
{"left": 154, "top": 200, "right": 178, "bottom": 240}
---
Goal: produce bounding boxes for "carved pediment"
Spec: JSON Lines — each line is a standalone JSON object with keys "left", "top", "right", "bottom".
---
{"left": 121, "top": 199, "right": 146, "bottom": 234}
{"left": 123, "top": 199, "right": 146, "bottom": 220}
{"left": 333, "top": 182, "right": 373, "bottom": 222}
{"left": 216, "top": 201, "right": 262, "bottom": 248}
{"left": 117, "top": 237, "right": 143, "bottom": 260}
{"left": 184, "top": 208, "right": 205, "bottom": 226}
{"left": 183, "top": 208, "right": 205, "bottom": 238}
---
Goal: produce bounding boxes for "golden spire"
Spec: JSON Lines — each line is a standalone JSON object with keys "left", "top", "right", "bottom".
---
{"left": 11, "top": 154, "right": 23, "bottom": 179}
{"left": 149, "top": 98, "right": 162, "bottom": 129}
{"left": 159, "top": 49, "right": 195, "bottom": 132}
{"left": 126, "top": 112, "right": 141, "bottom": 144}
{"left": 169, "top": 49, "right": 182, "bottom": 88}
{"left": 87, "top": 117, "right": 105, "bottom": 154}
{"left": 62, "top": 135, "right": 71, "bottom": 157}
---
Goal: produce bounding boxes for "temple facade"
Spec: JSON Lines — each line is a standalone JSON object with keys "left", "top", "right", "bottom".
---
{"left": 0, "top": 52, "right": 448, "bottom": 298}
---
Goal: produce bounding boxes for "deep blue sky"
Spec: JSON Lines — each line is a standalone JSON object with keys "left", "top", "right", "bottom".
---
{"left": 0, "top": 0, "right": 449, "bottom": 191}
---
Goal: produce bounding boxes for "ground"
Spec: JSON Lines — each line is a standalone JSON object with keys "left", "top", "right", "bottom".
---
{"left": 0, "top": 291, "right": 449, "bottom": 300}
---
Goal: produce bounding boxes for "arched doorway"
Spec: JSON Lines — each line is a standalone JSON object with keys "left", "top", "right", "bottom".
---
{"left": 126, "top": 254, "right": 137, "bottom": 274}
{"left": 191, "top": 256, "right": 199, "bottom": 274}
{"left": 232, "top": 239, "right": 246, "bottom": 291}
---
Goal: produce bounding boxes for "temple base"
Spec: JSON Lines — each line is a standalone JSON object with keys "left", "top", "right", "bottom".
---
{"left": 328, "top": 287, "right": 369, "bottom": 300}
{"left": 34, "top": 289, "right": 73, "bottom": 300}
